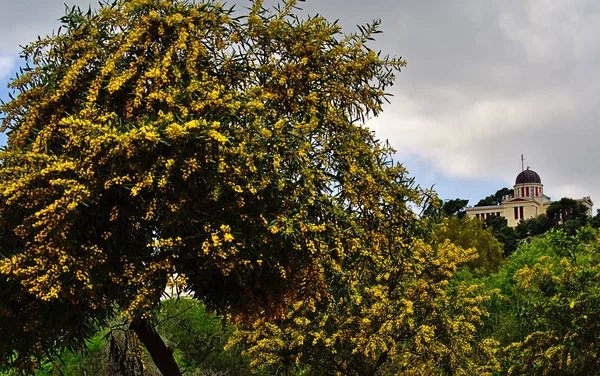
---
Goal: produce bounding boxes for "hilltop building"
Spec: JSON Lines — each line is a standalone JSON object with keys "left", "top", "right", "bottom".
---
{"left": 465, "top": 167, "right": 593, "bottom": 227}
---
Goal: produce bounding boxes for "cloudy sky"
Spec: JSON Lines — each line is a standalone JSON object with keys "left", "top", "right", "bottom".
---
{"left": 0, "top": 0, "right": 598, "bottom": 209}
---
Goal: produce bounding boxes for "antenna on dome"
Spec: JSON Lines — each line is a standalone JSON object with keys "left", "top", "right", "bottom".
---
{"left": 521, "top": 154, "right": 525, "bottom": 173}
{"left": 520, "top": 154, "right": 526, "bottom": 199}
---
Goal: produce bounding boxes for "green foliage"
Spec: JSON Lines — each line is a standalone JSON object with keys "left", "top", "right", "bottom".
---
{"left": 515, "top": 215, "right": 553, "bottom": 239}
{"left": 482, "top": 228, "right": 600, "bottom": 375}
{"left": 502, "top": 233, "right": 600, "bottom": 374}
{"left": 442, "top": 198, "right": 470, "bottom": 218}
{"left": 588, "top": 210, "right": 600, "bottom": 228}
{"left": 545, "top": 198, "right": 590, "bottom": 233}
{"left": 482, "top": 232, "right": 566, "bottom": 346}
{"left": 0, "top": 299, "right": 256, "bottom": 376}
{"left": 424, "top": 197, "right": 469, "bottom": 219}
{"left": 232, "top": 234, "right": 500, "bottom": 375}
{"left": 155, "top": 299, "right": 254, "bottom": 375}
{"left": 475, "top": 188, "right": 513, "bottom": 207}
{"left": 435, "top": 217, "right": 504, "bottom": 277}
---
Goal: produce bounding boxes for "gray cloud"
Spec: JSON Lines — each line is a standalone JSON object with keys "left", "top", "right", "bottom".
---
{"left": 1, "top": 0, "right": 599, "bottom": 205}
{"left": 302, "top": 0, "right": 600, "bottom": 204}
{"left": 0, "top": 0, "right": 92, "bottom": 53}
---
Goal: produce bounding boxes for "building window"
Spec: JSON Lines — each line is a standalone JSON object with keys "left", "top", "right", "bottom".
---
{"left": 519, "top": 206, "right": 524, "bottom": 219}
{"left": 521, "top": 187, "right": 525, "bottom": 197}
{"left": 497, "top": 212, "right": 501, "bottom": 216}
{"left": 535, "top": 187, "right": 539, "bottom": 196}
{"left": 514, "top": 207, "right": 518, "bottom": 220}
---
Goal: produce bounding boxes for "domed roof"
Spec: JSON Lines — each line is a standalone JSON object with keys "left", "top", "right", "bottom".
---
{"left": 515, "top": 168, "right": 541, "bottom": 185}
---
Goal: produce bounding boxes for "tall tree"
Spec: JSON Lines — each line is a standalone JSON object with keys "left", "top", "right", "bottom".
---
{"left": 590, "top": 210, "right": 600, "bottom": 229}
{"left": 423, "top": 197, "right": 469, "bottom": 218}
{"left": 475, "top": 188, "right": 514, "bottom": 207}
{"left": 515, "top": 215, "right": 552, "bottom": 239}
{"left": 442, "top": 198, "right": 469, "bottom": 218}
{"left": 0, "top": 0, "right": 405, "bottom": 373}
{"left": 439, "top": 217, "right": 504, "bottom": 276}
{"left": 545, "top": 198, "right": 589, "bottom": 233}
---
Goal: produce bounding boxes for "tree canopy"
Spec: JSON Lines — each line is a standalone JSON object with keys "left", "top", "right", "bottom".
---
{"left": 233, "top": 224, "right": 500, "bottom": 375}
{"left": 545, "top": 198, "right": 590, "bottom": 233}
{"left": 436, "top": 216, "right": 504, "bottom": 276}
{"left": 423, "top": 197, "right": 469, "bottom": 218}
{"left": 0, "top": 0, "right": 406, "bottom": 373}
{"left": 483, "top": 228, "right": 600, "bottom": 375}
{"left": 475, "top": 187, "right": 513, "bottom": 207}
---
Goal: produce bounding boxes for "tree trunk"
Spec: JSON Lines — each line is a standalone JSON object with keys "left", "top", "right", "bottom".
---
{"left": 130, "top": 317, "right": 182, "bottom": 376}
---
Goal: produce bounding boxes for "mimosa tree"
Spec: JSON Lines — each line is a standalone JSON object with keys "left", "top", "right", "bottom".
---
{"left": 0, "top": 0, "right": 406, "bottom": 374}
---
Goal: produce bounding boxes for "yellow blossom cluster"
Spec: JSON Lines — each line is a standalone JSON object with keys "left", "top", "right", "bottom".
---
{"left": 500, "top": 234, "right": 600, "bottom": 375}
{"left": 232, "top": 232, "right": 501, "bottom": 375}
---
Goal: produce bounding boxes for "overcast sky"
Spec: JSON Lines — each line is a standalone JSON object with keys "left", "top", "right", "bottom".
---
{"left": 1, "top": 0, "right": 598, "bottom": 209}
